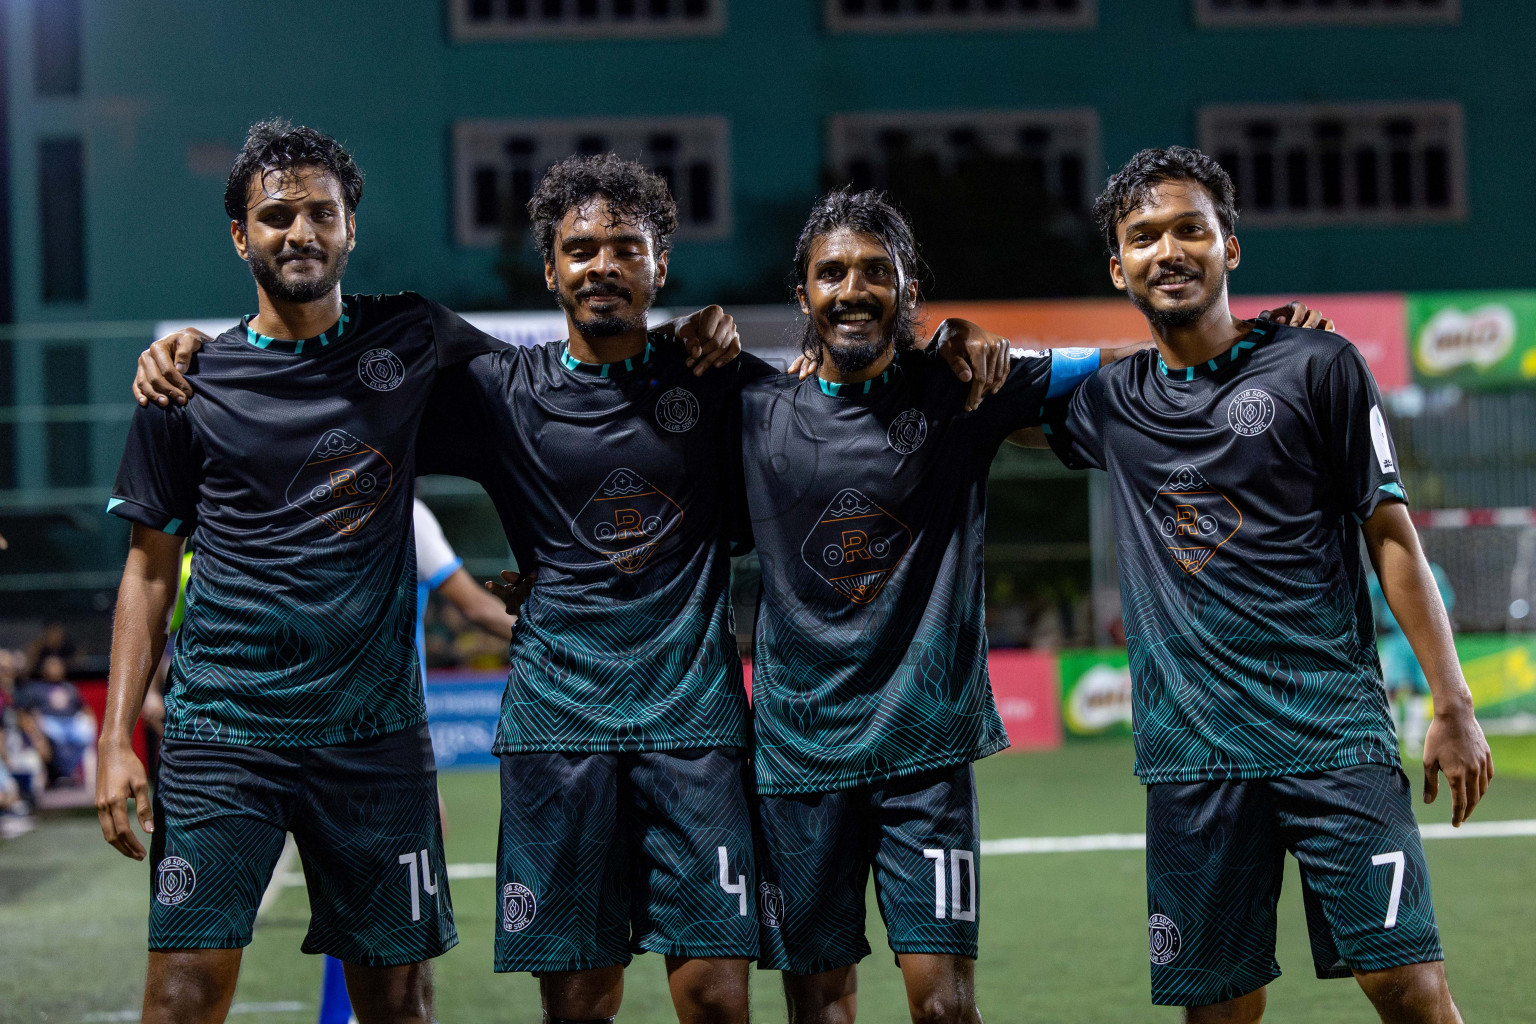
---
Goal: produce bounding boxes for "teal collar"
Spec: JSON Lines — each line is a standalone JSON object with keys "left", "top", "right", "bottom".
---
{"left": 242, "top": 302, "right": 351, "bottom": 356}
{"left": 815, "top": 366, "right": 897, "bottom": 399}
{"left": 1156, "top": 322, "right": 1273, "bottom": 381}
{"left": 560, "top": 337, "right": 656, "bottom": 378}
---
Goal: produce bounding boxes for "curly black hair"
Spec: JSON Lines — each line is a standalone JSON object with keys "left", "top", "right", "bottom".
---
{"left": 1092, "top": 146, "right": 1237, "bottom": 257}
{"left": 223, "top": 118, "right": 364, "bottom": 223}
{"left": 792, "top": 187, "right": 923, "bottom": 361}
{"left": 527, "top": 154, "right": 679, "bottom": 263}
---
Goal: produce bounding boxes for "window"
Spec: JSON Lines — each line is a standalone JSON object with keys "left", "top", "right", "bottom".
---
{"left": 450, "top": 0, "right": 724, "bottom": 40}
{"left": 453, "top": 117, "right": 731, "bottom": 246}
{"left": 827, "top": 0, "right": 1095, "bottom": 32}
{"left": 43, "top": 344, "right": 88, "bottom": 488}
{"left": 1199, "top": 103, "right": 1464, "bottom": 226}
{"left": 39, "top": 138, "right": 86, "bottom": 302}
{"left": 33, "top": 0, "right": 81, "bottom": 96}
{"left": 1195, "top": 0, "right": 1457, "bottom": 27}
{"left": 828, "top": 109, "right": 1099, "bottom": 212}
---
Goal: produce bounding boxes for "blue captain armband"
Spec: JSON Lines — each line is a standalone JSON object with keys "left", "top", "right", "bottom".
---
{"left": 1045, "top": 346, "right": 1101, "bottom": 399}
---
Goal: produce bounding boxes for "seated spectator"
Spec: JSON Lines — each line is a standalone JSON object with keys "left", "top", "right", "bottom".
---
{"left": 25, "top": 622, "right": 77, "bottom": 679}
{"left": 13, "top": 654, "right": 97, "bottom": 788}
{"left": 1, "top": 648, "right": 45, "bottom": 809}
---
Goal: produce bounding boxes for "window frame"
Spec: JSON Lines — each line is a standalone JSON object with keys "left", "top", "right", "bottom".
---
{"left": 452, "top": 115, "right": 733, "bottom": 248}
{"left": 1198, "top": 101, "right": 1467, "bottom": 227}
{"left": 825, "top": 0, "right": 1096, "bottom": 34}
{"left": 1193, "top": 0, "right": 1459, "bottom": 28}
{"left": 449, "top": 0, "right": 727, "bottom": 41}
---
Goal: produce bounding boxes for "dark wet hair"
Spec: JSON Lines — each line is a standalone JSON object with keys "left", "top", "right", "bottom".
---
{"left": 793, "top": 187, "right": 923, "bottom": 360}
{"left": 1093, "top": 146, "right": 1237, "bottom": 257}
{"left": 223, "top": 118, "right": 364, "bottom": 224}
{"left": 527, "top": 153, "right": 679, "bottom": 263}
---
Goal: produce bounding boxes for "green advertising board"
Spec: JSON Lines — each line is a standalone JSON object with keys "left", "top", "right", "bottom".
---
{"left": 1058, "top": 649, "right": 1133, "bottom": 738}
{"left": 1409, "top": 290, "right": 1536, "bottom": 389}
{"left": 1451, "top": 634, "right": 1536, "bottom": 721}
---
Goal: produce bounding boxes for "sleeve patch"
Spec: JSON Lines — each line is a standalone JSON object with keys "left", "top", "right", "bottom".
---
{"left": 1046, "top": 347, "right": 1102, "bottom": 399}
{"left": 1369, "top": 405, "right": 1396, "bottom": 474}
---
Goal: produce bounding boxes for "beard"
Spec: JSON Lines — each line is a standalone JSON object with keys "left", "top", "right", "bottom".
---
{"left": 801, "top": 297, "right": 922, "bottom": 374}
{"left": 1129, "top": 263, "right": 1226, "bottom": 330}
{"left": 558, "top": 278, "right": 655, "bottom": 338}
{"left": 249, "top": 244, "right": 349, "bottom": 304}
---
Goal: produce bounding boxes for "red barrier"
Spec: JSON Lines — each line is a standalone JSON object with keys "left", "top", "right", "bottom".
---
{"left": 73, "top": 679, "right": 149, "bottom": 764}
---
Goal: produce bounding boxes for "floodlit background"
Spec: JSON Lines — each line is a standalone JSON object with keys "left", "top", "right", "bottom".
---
{"left": 2, "top": 2, "right": 1534, "bottom": 1022}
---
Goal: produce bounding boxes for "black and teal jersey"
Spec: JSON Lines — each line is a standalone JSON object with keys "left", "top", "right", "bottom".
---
{"left": 740, "top": 346, "right": 1101, "bottom": 795}
{"left": 108, "top": 293, "right": 500, "bottom": 747}
{"left": 417, "top": 335, "right": 775, "bottom": 755}
{"left": 1045, "top": 323, "right": 1405, "bottom": 784}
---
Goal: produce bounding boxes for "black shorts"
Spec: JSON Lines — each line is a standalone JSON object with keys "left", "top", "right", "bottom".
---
{"left": 1146, "top": 763, "right": 1441, "bottom": 1007}
{"left": 494, "top": 747, "right": 758, "bottom": 974}
{"left": 149, "top": 723, "right": 455, "bottom": 966}
{"left": 755, "top": 762, "right": 981, "bottom": 975}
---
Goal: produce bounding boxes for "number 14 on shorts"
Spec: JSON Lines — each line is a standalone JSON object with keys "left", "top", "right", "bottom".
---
{"left": 398, "top": 849, "right": 440, "bottom": 922}
{"left": 923, "top": 848, "right": 976, "bottom": 921}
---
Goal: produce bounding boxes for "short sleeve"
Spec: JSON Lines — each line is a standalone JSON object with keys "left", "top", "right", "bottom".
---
{"left": 412, "top": 499, "right": 463, "bottom": 589}
{"left": 107, "top": 403, "right": 199, "bottom": 536}
{"left": 977, "top": 346, "right": 1102, "bottom": 436}
{"left": 416, "top": 353, "right": 504, "bottom": 481}
{"left": 426, "top": 298, "right": 505, "bottom": 369}
{"left": 1315, "top": 343, "right": 1407, "bottom": 522}
{"left": 1042, "top": 368, "right": 1108, "bottom": 472}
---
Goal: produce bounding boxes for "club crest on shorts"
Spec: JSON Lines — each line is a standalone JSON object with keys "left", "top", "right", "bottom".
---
{"left": 501, "top": 882, "right": 537, "bottom": 933}
{"left": 357, "top": 348, "right": 405, "bottom": 392}
{"left": 1149, "top": 913, "right": 1181, "bottom": 964}
{"left": 802, "top": 488, "right": 913, "bottom": 605}
{"left": 759, "top": 883, "right": 785, "bottom": 928}
{"left": 155, "top": 856, "right": 196, "bottom": 906}
{"left": 1227, "top": 388, "right": 1275, "bottom": 437}
{"left": 1145, "top": 464, "right": 1242, "bottom": 576}
{"left": 887, "top": 409, "right": 928, "bottom": 454}
{"left": 656, "top": 387, "right": 700, "bottom": 433}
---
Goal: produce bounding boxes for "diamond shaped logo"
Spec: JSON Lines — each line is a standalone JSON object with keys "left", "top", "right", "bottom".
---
{"left": 286, "top": 429, "right": 394, "bottom": 536}
{"left": 572, "top": 468, "right": 683, "bottom": 574}
{"left": 1145, "top": 465, "right": 1242, "bottom": 576}
{"left": 801, "top": 488, "right": 912, "bottom": 604}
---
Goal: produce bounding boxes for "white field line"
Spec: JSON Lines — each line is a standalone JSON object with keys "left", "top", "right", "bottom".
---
{"left": 262, "top": 819, "right": 1536, "bottom": 891}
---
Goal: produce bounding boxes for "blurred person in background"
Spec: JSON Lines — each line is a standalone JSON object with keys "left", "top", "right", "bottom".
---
{"left": 1372, "top": 562, "right": 1455, "bottom": 752}
{"left": 14, "top": 653, "right": 97, "bottom": 790}
{"left": 25, "top": 622, "right": 78, "bottom": 678}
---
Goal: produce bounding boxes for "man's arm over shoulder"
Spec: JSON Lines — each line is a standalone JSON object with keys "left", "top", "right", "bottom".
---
{"left": 421, "top": 296, "right": 509, "bottom": 369}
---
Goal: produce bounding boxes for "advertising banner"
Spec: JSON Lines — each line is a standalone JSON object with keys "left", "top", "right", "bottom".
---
{"left": 1409, "top": 291, "right": 1536, "bottom": 390}
{"left": 988, "top": 649, "right": 1063, "bottom": 752}
{"left": 1233, "top": 293, "right": 1409, "bottom": 392}
{"left": 424, "top": 672, "right": 505, "bottom": 770}
{"left": 1451, "top": 634, "right": 1536, "bottom": 721}
{"left": 1058, "top": 649, "right": 1134, "bottom": 738}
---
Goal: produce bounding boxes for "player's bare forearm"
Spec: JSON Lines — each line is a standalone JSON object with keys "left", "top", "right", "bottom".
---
{"left": 97, "top": 524, "right": 182, "bottom": 858}
{"left": 1102, "top": 341, "right": 1154, "bottom": 364}
{"left": 1006, "top": 427, "right": 1049, "bottom": 449}
{"left": 439, "top": 567, "right": 516, "bottom": 641}
{"left": 1362, "top": 502, "right": 1493, "bottom": 824}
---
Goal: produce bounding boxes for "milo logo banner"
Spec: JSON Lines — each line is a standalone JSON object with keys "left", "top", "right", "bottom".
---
{"left": 1058, "top": 650, "right": 1134, "bottom": 738}
{"left": 1410, "top": 291, "right": 1536, "bottom": 389}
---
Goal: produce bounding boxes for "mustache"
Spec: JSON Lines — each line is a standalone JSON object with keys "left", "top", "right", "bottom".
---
{"left": 1148, "top": 264, "right": 1203, "bottom": 285}
{"left": 826, "top": 301, "right": 883, "bottom": 320}
{"left": 576, "top": 283, "right": 632, "bottom": 302}
{"left": 277, "top": 246, "right": 326, "bottom": 264}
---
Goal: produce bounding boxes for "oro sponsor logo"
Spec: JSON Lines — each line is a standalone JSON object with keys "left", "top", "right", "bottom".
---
{"left": 1149, "top": 913, "right": 1182, "bottom": 965}
{"left": 357, "top": 348, "right": 406, "bottom": 392}
{"left": 155, "top": 856, "right": 197, "bottom": 906}
{"left": 1415, "top": 304, "right": 1516, "bottom": 375}
{"left": 501, "top": 882, "right": 537, "bottom": 933}
{"left": 886, "top": 409, "right": 928, "bottom": 454}
{"left": 760, "top": 883, "right": 786, "bottom": 928}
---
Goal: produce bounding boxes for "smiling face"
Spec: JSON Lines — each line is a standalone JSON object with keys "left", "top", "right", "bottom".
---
{"left": 797, "top": 227, "right": 919, "bottom": 377}
{"left": 1110, "top": 179, "right": 1239, "bottom": 331}
{"left": 545, "top": 197, "right": 668, "bottom": 338}
{"left": 233, "top": 164, "right": 355, "bottom": 305}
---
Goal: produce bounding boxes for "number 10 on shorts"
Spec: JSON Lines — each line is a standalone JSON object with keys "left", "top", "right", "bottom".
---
{"left": 923, "top": 848, "right": 976, "bottom": 921}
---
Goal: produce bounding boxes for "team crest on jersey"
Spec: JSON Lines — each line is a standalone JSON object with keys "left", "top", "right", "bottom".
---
{"left": 656, "top": 387, "right": 700, "bottom": 433}
{"left": 286, "top": 429, "right": 394, "bottom": 536}
{"left": 357, "top": 348, "right": 405, "bottom": 392}
{"left": 801, "top": 488, "right": 912, "bottom": 605}
{"left": 572, "top": 468, "right": 684, "bottom": 573}
{"left": 1226, "top": 388, "right": 1275, "bottom": 436}
{"left": 501, "top": 882, "right": 537, "bottom": 933}
{"left": 155, "top": 856, "right": 196, "bottom": 906}
{"left": 1145, "top": 465, "right": 1242, "bottom": 576}
{"left": 760, "top": 883, "right": 786, "bottom": 928}
{"left": 887, "top": 409, "right": 928, "bottom": 454}
{"left": 1149, "top": 914, "right": 1181, "bottom": 964}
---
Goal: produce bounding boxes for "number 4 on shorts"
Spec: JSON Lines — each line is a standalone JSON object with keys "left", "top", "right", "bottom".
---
{"left": 718, "top": 846, "right": 747, "bottom": 916}
{"left": 1372, "top": 850, "right": 1405, "bottom": 929}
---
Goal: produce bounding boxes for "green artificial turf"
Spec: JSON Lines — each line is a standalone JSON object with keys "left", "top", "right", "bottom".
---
{"left": 4, "top": 738, "right": 1533, "bottom": 1023}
